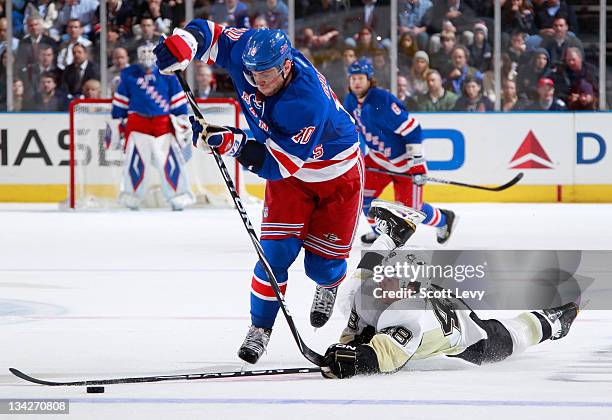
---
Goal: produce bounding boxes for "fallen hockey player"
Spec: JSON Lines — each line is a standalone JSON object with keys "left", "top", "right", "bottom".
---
{"left": 321, "top": 200, "right": 579, "bottom": 379}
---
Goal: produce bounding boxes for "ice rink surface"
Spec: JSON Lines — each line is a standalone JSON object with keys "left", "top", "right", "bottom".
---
{"left": 1, "top": 202, "right": 612, "bottom": 419}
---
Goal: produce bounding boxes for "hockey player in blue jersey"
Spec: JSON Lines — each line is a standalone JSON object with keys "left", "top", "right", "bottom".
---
{"left": 111, "top": 42, "right": 195, "bottom": 211}
{"left": 154, "top": 23, "right": 364, "bottom": 364}
{"left": 343, "top": 58, "right": 457, "bottom": 245}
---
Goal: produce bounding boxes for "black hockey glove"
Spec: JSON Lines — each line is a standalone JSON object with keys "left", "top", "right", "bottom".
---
{"left": 321, "top": 343, "right": 380, "bottom": 379}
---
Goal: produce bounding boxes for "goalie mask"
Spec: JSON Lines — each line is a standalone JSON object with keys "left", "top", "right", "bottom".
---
{"left": 137, "top": 42, "right": 157, "bottom": 70}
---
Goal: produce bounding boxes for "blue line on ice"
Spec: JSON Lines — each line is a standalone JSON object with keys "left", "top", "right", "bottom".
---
{"left": 67, "top": 398, "right": 612, "bottom": 408}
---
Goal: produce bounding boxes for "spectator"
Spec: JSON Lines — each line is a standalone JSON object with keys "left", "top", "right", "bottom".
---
{"left": 57, "top": 19, "right": 92, "bottom": 70}
{"left": 542, "top": 15, "right": 583, "bottom": 71}
{"left": 445, "top": 45, "right": 482, "bottom": 95}
{"left": 516, "top": 48, "right": 551, "bottom": 100}
{"left": 417, "top": 69, "right": 458, "bottom": 111}
{"left": 344, "top": 0, "right": 390, "bottom": 44}
{"left": 106, "top": 25, "right": 129, "bottom": 63}
{"left": 252, "top": 15, "right": 268, "bottom": 29}
{"left": 52, "top": 0, "right": 99, "bottom": 39}
{"left": 429, "top": 32, "right": 456, "bottom": 78}
{"left": 81, "top": 78, "right": 101, "bottom": 98}
{"left": 501, "top": 78, "right": 531, "bottom": 111}
{"left": 482, "top": 53, "right": 517, "bottom": 102}
{"left": 137, "top": 0, "right": 173, "bottom": 34}
{"left": 26, "top": 1, "right": 59, "bottom": 34}
{"left": 265, "top": 0, "right": 289, "bottom": 32}
{"left": 298, "top": 27, "right": 340, "bottom": 51}
{"left": 506, "top": 30, "right": 528, "bottom": 68}
{"left": 528, "top": 77, "right": 566, "bottom": 111}
{"left": 97, "top": 0, "right": 133, "bottom": 38}
{"left": 372, "top": 50, "right": 389, "bottom": 90}
{"left": 398, "top": 32, "right": 418, "bottom": 73}
{"left": 62, "top": 43, "right": 100, "bottom": 97}
{"left": 429, "top": 0, "right": 477, "bottom": 35}
{"left": 351, "top": 26, "right": 379, "bottom": 60}
{"left": 33, "top": 71, "right": 69, "bottom": 111}
{"left": 320, "top": 47, "right": 356, "bottom": 101}
{"left": 398, "top": 0, "right": 432, "bottom": 51}
{"left": 211, "top": 0, "right": 250, "bottom": 28}
{"left": 194, "top": 63, "right": 223, "bottom": 99}
{"left": 21, "top": 43, "right": 60, "bottom": 93}
{"left": 397, "top": 74, "right": 416, "bottom": 109}
{"left": 108, "top": 46, "right": 129, "bottom": 94}
{"left": 406, "top": 50, "right": 429, "bottom": 97}
{"left": 4, "top": 78, "right": 34, "bottom": 111}
{"left": 469, "top": 22, "right": 492, "bottom": 72}
{"left": 502, "top": 0, "right": 535, "bottom": 35}
{"left": 535, "top": 0, "right": 578, "bottom": 37}
{"left": 16, "top": 14, "right": 57, "bottom": 71}
{"left": 554, "top": 47, "right": 598, "bottom": 102}
{"left": 168, "top": 0, "right": 187, "bottom": 28}
{"left": 133, "top": 16, "right": 161, "bottom": 51}
{"left": 453, "top": 76, "right": 493, "bottom": 112}
{"left": 0, "top": 17, "right": 20, "bottom": 57}
{"left": 567, "top": 79, "right": 596, "bottom": 111}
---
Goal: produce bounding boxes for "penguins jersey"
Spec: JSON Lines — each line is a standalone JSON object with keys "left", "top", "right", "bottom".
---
{"left": 340, "top": 268, "right": 488, "bottom": 373}
{"left": 344, "top": 87, "right": 422, "bottom": 174}
{"left": 111, "top": 64, "right": 188, "bottom": 119}
{"left": 184, "top": 19, "right": 360, "bottom": 182}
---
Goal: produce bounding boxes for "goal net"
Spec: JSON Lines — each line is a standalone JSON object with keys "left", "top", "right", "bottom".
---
{"left": 68, "top": 98, "right": 242, "bottom": 209}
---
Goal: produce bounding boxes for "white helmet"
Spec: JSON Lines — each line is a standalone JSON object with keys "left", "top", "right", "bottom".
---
{"left": 137, "top": 42, "right": 156, "bottom": 69}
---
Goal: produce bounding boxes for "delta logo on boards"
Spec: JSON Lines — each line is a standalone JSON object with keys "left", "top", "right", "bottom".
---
{"left": 509, "top": 130, "right": 554, "bottom": 169}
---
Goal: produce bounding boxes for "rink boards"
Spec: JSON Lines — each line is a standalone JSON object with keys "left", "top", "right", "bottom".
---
{"left": 1, "top": 111, "right": 611, "bottom": 203}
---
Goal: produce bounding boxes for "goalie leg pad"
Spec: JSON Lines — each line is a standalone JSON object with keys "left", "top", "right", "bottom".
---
{"left": 152, "top": 134, "right": 195, "bottom": 207}
{"left": 119, "top": 133, "right": 152, "bottom": 208}
{"left": 250, "top": 237, "right": 302, "bottom": 329}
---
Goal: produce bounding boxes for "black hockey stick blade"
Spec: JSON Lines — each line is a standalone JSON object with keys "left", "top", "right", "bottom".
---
{"left": 173, "top": 71, "right": 325, "bottom": 367}
{"left": 9, "top": 367, "right": 321, "bottom": 386}
{"left": 365, "top": 168, "right": 524, "bottom": 192}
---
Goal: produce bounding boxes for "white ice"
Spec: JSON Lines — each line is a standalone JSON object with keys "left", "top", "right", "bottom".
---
{"left": 1, "top": 202, "right": 611, "bottom": 419}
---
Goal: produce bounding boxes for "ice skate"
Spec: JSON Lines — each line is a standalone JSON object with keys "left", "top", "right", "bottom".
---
{"left": 237, "top": 325, "right": 272, "bottom": 364}
{"left": 537, "top": 302, "right": 579, "bottom": 341}
{"left": 310, "top": 285, "right": 338, "bottom": 328}
{"left": 436, "top": 209, "right": 457, "bottom": 244}
{"left": 368, "top": 200, "right": 426, "bottom": 248}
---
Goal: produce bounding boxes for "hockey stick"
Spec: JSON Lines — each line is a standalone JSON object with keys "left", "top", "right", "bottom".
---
{"left": 366, "top": 167, "right": 524, "bottom": 192}
{"left": 9, "top": 367, "right": 321, "bottom": 386}
{"left": 173, "top": 71, "right": 325, "bottom": 367}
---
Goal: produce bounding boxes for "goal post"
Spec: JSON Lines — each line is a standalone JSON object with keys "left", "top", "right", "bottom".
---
{"left": 68, "top": 98, "right": 242, "bottom": 209}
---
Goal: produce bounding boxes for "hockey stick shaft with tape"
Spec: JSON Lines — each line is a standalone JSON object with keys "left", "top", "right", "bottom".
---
{"left": 174, "top": 71, "right": 325, "bottom": 367}
{"left": 365, "top": 167, "right": 524, "bottom": 192}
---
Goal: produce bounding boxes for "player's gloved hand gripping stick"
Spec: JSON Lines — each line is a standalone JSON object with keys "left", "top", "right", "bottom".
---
{"left": 172, "top": 69, "right": 325, "bottom": 367}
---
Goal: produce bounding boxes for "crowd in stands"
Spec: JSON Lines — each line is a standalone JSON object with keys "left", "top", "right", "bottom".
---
{"left": 0, "top": 0, "right": 601, "bottom": 112}
{"left": 297, "top": 0, "right": 599, "bottom": 111}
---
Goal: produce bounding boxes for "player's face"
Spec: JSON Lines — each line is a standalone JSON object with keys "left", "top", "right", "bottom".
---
{"left": 252, "top": 60, "right": 289, "bottom": 96}
{"left": 349, "top": 74, "right": 370, "bottom": 98}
